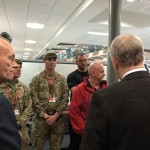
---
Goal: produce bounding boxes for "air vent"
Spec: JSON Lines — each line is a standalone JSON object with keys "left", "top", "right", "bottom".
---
{"left": 50, "top": 48, "right": 66, "bottom": 50}
{"left": 57, "top": 42, "right": 77, "bottom": 46}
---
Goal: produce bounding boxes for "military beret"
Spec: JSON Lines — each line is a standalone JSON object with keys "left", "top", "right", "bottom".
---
{"left": 0, "top": 32, "right": 12, "bottom": 43}
{"left": 43, "top": 52, "right": 57, "bottom": 60}
{"left": 15, "top": 59, "right": 22, "bottom": 66}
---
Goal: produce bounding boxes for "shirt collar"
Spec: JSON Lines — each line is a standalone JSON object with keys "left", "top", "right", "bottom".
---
{"left": 122, "top": 68, "right": 146, "bottom": 79}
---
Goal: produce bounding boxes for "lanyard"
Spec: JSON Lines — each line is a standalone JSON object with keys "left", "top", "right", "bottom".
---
{"left": 4, "top": 83, "right": 21, "bottom": 105}
{"left": 45, "top": 72, "right": 55, "bottom": 97}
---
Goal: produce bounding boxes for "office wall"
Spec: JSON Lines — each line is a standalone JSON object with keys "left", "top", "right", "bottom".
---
{"left": 19, "top": 62, "right": 77, "bottom": 85}
{"left": 19, "top": 62, "right": 107, "bottom": 86}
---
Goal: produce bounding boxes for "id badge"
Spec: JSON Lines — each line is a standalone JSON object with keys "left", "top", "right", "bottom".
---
{"left": 14, "top": 109, "right": 19, "bottom": 115}
{"left": 49, "top": 97, "right": 56, "bottom": 103}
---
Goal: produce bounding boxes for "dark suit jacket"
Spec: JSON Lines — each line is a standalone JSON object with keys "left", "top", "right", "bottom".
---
{"left": 0, "top": 94, "right": 21, "bottom": 150}
{"left": 80, "top": 71, "right": 150, "bottom": 150}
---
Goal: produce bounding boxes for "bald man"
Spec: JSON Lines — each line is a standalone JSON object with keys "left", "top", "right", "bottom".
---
{"left": 0, "top": 59, "right": 32, "bottom": 150}
{"left": 0, "top": 37, "right": 21, "bottom": 149}
{"left": 69, "top": 61, "right": 107, "bottom": 144}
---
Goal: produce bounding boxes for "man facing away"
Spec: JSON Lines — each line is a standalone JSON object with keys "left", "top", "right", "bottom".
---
{"left": 0, "top": 37, "right": 21, "bottom": 149}
{"left": 30, "top": 52, "right": 69, "bottom": 150}
{"left": 0, "top": 59, "right": 32, "bottom": 150}
{"left": 67, "top": 53, "right": 89, "bottom": 150}
{"left": 70, "top": 61, "right": 107, "bottom": 137}
{"left": 80, "top": 34, "right": 150, "bottom": 150}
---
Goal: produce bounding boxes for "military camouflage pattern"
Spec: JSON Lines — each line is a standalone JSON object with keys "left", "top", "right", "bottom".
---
{"left": 30, "top": 71, "right": 68, "bottom": 118}
{"left": 31, "top": 117, "right": 64, "bottom": 150}
{"left": 0, "top": 80, "right": 32, "bottom": 150}
{"left": 30, "top": 70, "right": 69, "bottom": 150}
{"left": 15, "top": 58, "right": 22, "bottom": 66}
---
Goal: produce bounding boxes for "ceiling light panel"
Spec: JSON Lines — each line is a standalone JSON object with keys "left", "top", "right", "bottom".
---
{"left": 127, "top": 0, "right": 137, "bottom": 2}
{"left": 24, "top": 53, "right": 30, "bottom": 55}
{"left": 87, "top": 32, "right": 108, "bottom": 36}
{"left": 24, "top": 48, "right": 33, "bottom": 51}
{"left": 25, "top": 40, "right": 37, "bottom": 44}
{"left": 23, "top": 54, "right": 29, "bottom": 57}
{"left": 27, "top": 23, "right": 45, "bottom": 29}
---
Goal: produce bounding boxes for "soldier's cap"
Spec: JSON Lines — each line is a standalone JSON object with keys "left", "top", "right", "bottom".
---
{"left": 15, "top": 59, "right": 22, "bottom": 66}
{"left": 43, "top": 52, "right": 57, "bottom": 60}
{"left": 0, "top": 32, "right": 12, "bottom": 43}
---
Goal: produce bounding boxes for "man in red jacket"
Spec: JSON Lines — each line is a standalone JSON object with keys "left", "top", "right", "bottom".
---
{"left": 70, "top": 61, "right": 107, "bottom": 135}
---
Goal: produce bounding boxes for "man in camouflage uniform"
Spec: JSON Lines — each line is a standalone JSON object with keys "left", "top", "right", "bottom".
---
{"left": 0, "top": 59, "right": 32, "bottom": 150}
{"left": 30, "top": 52, "right": 69, "bottom": 150}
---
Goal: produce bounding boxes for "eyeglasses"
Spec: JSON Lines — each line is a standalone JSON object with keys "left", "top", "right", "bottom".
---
{"left": 109, "top": 52, "right": 118, "bottom": 61}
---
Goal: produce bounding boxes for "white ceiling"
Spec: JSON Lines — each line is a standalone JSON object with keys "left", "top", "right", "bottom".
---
{"left": 1, "top": 0, "right": 150, "bottom": 62}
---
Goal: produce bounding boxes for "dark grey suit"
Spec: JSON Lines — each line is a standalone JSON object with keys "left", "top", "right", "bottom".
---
{"left": 80, "top": 71, "right": 150, "bottom": 150}
{"left": 0, "top": 94, "right": 21, "bottom": 150}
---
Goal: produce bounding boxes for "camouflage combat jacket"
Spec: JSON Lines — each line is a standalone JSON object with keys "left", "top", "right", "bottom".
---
{"left": 30, "top": 70, "right": 69, "bottom": 118}
{"left": 0, "top": 80, "right": 32, "bottom": 128}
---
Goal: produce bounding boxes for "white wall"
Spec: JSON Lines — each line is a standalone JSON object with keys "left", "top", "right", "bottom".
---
{"left": 19, "top": 62, "right": 107, "bottom": 86}
{"left": 19, "top": 62, "right": 77, "bottom": 85}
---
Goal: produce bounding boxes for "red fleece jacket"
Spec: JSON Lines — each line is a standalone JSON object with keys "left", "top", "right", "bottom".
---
{"left": 69, "top": 78, "right": 107, "bottom": 135}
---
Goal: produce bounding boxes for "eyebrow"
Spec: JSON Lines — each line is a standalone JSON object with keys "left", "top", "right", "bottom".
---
{"left": 12, "top": 54, "right": 15, "bottom": 60}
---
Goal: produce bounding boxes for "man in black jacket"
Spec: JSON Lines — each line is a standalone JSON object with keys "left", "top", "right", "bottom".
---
{"left": 0, "top": 36, "right": 21, "bottom": 149}
{"left": 80, "top": 34, "right": 150, "bottom": 150}
{"left": 67, "top": 53, "right": 89, "bottom": 150}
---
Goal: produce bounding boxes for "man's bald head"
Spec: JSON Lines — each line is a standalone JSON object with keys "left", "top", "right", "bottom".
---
{"left": 88, "top": 61, "right": 104, "bottom": 74}
{"left": 88, "top": 61, "right": 105, "bottom": 82}
{"left": 0, "top": 37, "right": 13, "bottom": 53}
{"left": 0, "top": 37, "right": 15, "bottom": 84}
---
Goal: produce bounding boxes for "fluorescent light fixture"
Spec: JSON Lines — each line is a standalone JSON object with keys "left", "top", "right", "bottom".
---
{"left": 44, "top": 43, "right": 49, "bottom": 49}
{"left": 25, "top": 40, "right": 36, "bottom": 44}
{"left": 27, "top": 23, "right": 45, "bottom": 29}
{"left": 34, "top": 0, "right": 94, "bottom": 60}
{"left": 23, "top": 55, "right": 29, "bottom": 57}
{"left": 24, "top": 53, "right": 30, "bottom": 55}
{"left": 99, "top": 21, "right": 132, "bottom": 27}
{"left": 24, "top": 48, "right": 33, "bottom": 51}
{"left": 121, "top": 22, "right": 132, "bottom": 27}
{"left": 42, "top": 0, "right": 93, "bottom": 51}
{"left": 129, "top": 0, "right": 136, "bottom": 1}
{"left": 87, "top": 32, "right": 108, "bottom": 36}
